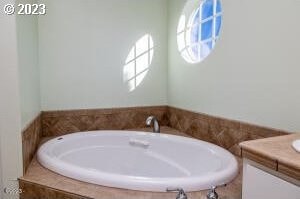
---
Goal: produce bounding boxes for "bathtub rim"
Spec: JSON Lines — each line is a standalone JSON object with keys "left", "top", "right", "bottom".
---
{"left": 37, "top": 130, "right": 239, "bottom": 192}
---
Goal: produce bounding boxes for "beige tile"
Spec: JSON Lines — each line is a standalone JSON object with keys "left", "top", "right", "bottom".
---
{"left": 42, "top": 106, "right": 168, "bottom": 137}
{"left": 22, "top": 106, "right": 295, "bottom": 198}
{"left": 22, "top": 114, "right": 42, "bottom": 174}
{"left": 21, "top": 127, "right": 242, "bottom": 199}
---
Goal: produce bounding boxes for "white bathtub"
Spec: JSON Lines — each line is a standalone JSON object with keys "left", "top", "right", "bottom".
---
{"left": 37, "top": 131, "right": 238, "bottom": 192}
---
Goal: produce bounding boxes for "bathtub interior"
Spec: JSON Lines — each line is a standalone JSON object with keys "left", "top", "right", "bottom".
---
{"left": 40, "top": 131, "right": 235, "bottom": 179}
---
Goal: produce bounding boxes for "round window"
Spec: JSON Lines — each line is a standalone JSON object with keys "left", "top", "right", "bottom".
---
{"left": 177, "top": 0, "right": 222, "bottom": 63}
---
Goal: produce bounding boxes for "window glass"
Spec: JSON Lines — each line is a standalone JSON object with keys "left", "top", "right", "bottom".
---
{"left": 177, "top": 0, "right": 223, "bottom": 63}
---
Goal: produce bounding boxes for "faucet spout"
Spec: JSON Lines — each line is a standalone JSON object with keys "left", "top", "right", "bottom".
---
{"left": 146, "top": 116, "right": 160, "bottom": 133}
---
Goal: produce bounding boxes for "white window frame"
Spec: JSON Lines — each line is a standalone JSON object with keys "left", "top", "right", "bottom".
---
{"left": 177, "top": 0, "right": 222, "bottom": 63}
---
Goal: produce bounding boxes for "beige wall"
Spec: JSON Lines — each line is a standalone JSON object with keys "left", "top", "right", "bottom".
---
{"left": 168, "top": 0, "right": 300, "bottom": 132}
{"left": 38, "top": 0, "right": 168, "bottom": 110}
{"left": 0, "top": 0, "right": 23, "bottom": 198}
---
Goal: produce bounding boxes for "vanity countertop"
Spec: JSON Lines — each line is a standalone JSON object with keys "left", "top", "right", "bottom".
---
{"left": 240, "top": 133, "right": 300, "bottom": 181}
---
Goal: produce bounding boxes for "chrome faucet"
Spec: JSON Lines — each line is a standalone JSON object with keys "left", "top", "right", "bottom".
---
{"left": 167, "top": 188, "right": 187, "bottom": 199}
{"left": 207, "top": 186, "right": 218, "bottom": 199}
{"left": 146, "top": 116, "right": 160, "bottom": 133}
{"left": 207, "top": 184, "right": 226, "bottom": 199}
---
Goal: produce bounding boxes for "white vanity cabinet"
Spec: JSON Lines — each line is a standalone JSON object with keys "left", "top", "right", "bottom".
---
{"left": 242, "top": 160, "right": 300, "bottom": 199}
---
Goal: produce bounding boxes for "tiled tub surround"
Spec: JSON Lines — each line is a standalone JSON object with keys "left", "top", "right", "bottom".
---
{"left": 22, "top": 114, "right": 42, "bottom": 173}
{"left": 22, "top": 106, "right": 168, "bottom": 173}
{"left": 41, "top": 106, "right": 169, "bottom": 137}
{"left": 240, "top": 134, "right": 300, "bottom": 182}
{"left": 22, "top": 106, "right": 290, "bottom": 174}
{"left": 20, "top": 106, "right": 293, "bottom": 199}
{"left": 20, "top": 127, "right": 243, "bottom": 199}
{"left": 167, "top": 107, "right": 289, "bottom": 156}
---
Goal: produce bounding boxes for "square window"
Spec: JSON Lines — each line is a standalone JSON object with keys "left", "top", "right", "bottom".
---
{"left": 216, "top": 0, "right": 222, "bottom": 13}
{"left": 202, "top": 0, "right": 213, "bottom": 20}
{"left": 191, "top": 44, "right": 198, "bottom": 56}
{"left": 201, "top": 41, "right": 213, "bottom": 59}
{"left": 216, "top": 16, "right": 222, "bottom": 36}
{"left": 193, "top": 8, "right": 200, "bottom": 22}
{"left": 191, "top": 44, "right": 201, "bottom": 61}
{"left": 181, "top": 49, "right": 191, "bottom": 62}
{"left": 191, "top": 24, "right": 200, "bottom": 44}
{"left": 177, "top": 32, "right": 186, "bottom": 51}
{"left": 201, "top": 20, "right": 213, "bottom": 41}
{"left": 177, "top": 15, "right": 186, "bottom": 33}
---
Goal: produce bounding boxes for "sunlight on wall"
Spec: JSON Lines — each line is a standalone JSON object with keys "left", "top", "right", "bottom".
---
{"left": 123, "top": 34, "right": 154, "bottom": 92}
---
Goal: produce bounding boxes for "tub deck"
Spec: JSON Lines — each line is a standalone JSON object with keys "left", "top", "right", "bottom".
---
{"left": 19, "top": 126, "right": 242, "bottom": 199}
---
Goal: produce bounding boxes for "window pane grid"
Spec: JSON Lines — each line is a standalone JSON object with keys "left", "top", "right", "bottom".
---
{"left": 212, "top": 0, "right": 217, "bottom": 47}
{"left": 180, "top": 37, "right": 219, "bottom": 53}
{"left": 176, "top": 0, "right": 222, "bottom": 63}
{"left": 197, "top": 4, "right": 202, "bottom": 59}
{"left": 193, "top": 12, "right": 222, "bottom": 26}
